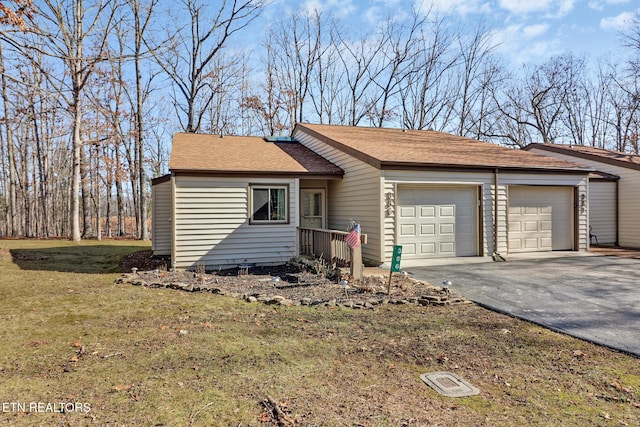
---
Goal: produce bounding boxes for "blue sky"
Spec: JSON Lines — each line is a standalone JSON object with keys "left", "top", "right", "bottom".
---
{"left": 261, "top": 0, "right": 640, "bottom": 68}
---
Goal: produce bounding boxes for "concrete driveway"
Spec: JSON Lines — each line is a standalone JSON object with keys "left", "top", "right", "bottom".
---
{"left": 408, "top": 253, "right": 640, "bottom": 357}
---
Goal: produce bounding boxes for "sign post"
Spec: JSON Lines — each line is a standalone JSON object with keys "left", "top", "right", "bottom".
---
{"left": 387, "top": 245, "right": 402, "bottom": 295}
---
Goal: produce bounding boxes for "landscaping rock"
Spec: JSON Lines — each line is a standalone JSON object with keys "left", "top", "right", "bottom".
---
{"left": 115, "top": 258, "right": 468, "bottom": 311}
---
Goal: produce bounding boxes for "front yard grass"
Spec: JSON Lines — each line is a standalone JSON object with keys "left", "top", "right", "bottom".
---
{"left": 0, "top": 239, "right": 638, "bottom": 426}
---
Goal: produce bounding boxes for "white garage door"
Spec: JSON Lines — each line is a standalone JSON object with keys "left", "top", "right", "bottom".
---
{"left": 589, "top": 181, "right": 616, "bottom": 245}
{"left": 397, "top": 187, "right": 477, "bottom": 258}
{"left": 508, "top": 186, "right": 573, "bottom": 253}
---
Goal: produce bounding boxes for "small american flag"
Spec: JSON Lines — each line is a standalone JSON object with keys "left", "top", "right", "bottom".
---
{"left": 345, "top": 224, "right": 360, "bottom": 248}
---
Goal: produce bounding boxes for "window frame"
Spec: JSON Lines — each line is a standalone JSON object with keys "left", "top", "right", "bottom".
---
{"left": 248, "top": 183, "right": 290, "bottom": 225}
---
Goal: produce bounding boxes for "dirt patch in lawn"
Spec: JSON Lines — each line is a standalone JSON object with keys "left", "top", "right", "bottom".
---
{"left": 0, "top": 246, "right": 11, "bottom": 261}
{"left": 119, "top": 249, "right": 169, "bottom": 272}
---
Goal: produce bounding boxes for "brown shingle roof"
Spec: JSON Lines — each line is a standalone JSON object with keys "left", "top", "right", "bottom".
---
{"left": 295, "top": 123, "right": 592, "bottom": 172}
{"left": 525, "top": 143, "right": 640, "bottom": 172}
{"left": 169, "top": 133, "right": 343, "bottom": 177}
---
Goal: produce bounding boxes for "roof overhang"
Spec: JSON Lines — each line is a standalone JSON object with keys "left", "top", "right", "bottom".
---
{"left": 169, "top": 169, "right": 344, "bottom": 180}
{"left": 524, "top": 143, "right": 640, "bottom": 172}
{"left": 151, "top": 174, "right": 171, "bottom": 185}
{"left": 378, "top": 161, "right": 592, "bottom": 174}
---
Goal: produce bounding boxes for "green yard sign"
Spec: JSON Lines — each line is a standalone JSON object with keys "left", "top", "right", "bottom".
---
{"left": 391, "top": 245, "right": 402, "bottom": 272}
{"left": 387, "top": 245, "right": 403, "bottom": 295}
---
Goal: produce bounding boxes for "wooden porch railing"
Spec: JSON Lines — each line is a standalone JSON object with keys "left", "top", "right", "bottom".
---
{"left": 298, "top": 227, "right": 367, "bottom": 267}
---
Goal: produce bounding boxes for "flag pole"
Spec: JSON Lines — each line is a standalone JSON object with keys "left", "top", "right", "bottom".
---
{"left": 348, "top": 224, "right": 363, "bottom": 280}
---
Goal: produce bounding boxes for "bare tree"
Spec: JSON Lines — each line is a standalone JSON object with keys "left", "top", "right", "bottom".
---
{"left": 264, "top": 9, "right": 323, "bottom": 130}
{"left": 243, "top": 44, "right": 287, "bottom": 135}
{"left": 3, "top": 0, "right": 120, "bottom": 241}
{"left": 307, "top": 17, "right": 344, "bottom": 125}
{"left": 154, "top": 0, "right": 263, "bottom": 133}
{"left": 336, "top": 29, "right": 387, "bottom": 126}
{"left": 368, "top": 11, "right": 425, "bottom": 128}
{"left": 0, "top": 42, "right": 17, "bottom": 236}
{"left": 492, "top": 54, "right": 584, "bottom": 146}
{"left": 126, "top": 0, "right": 159, "bottom": 239}
{"left": 454, "top": 22, "right": 498, "bottom": 137}
{"left": 605, "top": 68, "right": 640, "bottom": 152}
{"left": 399, "top": 15, "right": 459, "bottom": 131}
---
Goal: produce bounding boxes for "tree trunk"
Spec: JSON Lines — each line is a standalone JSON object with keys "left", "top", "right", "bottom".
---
{"left": 134, "top": 5, "right": 148, "bottom": 240}
{"left": 0, "top": 44, "right": 18, "bottom": 237}
{"left": 115, "top": 142, "right": 125, "bottom": 236}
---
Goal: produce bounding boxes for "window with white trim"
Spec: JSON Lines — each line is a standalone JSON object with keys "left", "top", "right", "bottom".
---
{"left": 250, "top": 185, "right": 288, "bottom": 224}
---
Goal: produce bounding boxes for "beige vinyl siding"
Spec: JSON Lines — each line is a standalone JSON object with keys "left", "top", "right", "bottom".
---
{"left": 173, "top": 176, "right": 298, "bottom": 269}
{"left": 527, "top": 148, "right": 640, "bottom": 246}
{"left": 294, "top": 130, "right": 383, "bottom": 264}
{"left": 588, "top": 181, "right": 616, "bottom": 244}
{"left": 382, "top": 170, "right": 494, "bottom": 263}
{"left": 152, "top": 179, "right": 172, "bottom": 256}
{"left": 499, "top": 172, "right": 589, "bottom": 251}
{"left": 494, "top": 183, "right": 508, "bottom": 256}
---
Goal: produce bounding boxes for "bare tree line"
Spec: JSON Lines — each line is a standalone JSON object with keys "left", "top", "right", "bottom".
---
{"left": 1, "top": 1, "right": 639, "bottom": 239}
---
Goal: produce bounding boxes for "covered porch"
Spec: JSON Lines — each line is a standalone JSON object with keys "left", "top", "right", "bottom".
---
{"left": 299, "top": 178, "right": 366, "bottom": 267}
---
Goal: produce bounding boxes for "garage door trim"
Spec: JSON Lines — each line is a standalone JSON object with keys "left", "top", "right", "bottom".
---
{"left": 396, "top": 185, "right": 481, "bottom": 259}
{"left": 507, "top": 185, "right": 574, "bottom": 253}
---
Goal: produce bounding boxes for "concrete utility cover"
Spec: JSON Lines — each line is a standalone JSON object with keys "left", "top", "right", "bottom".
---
{"left": 420, "top": 372, "right": 480, "bottom": 397}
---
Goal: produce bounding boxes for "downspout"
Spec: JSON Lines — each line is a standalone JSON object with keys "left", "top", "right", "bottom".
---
{"left": 170, "top": 172, "right": 177, "bottom": 271}
{"left": 493, "top": 168, "right": 506, "bottom": 261}
{"left": 615, "top": 179, "right": 620, "bottom": 246}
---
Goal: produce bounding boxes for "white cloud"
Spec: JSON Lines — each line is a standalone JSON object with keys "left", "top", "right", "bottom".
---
{"left": 417, "top": 0, "right": 491, "bottom": 16}
{"left": 589, "top": 0, "right": 630, "bottom": 11}
{"left": 364, "top": 6, "right": 381, "bottom": 24}
{"left": 301, "top": 0, "right": 356, "bottom": 17}
{"left": 373, "top": 0, "right": 402, "bottom": 6}
{"left": 523, "top": 23, "right": 550, "bottom": 38}
{"left": 491, "top": 23, "right": 560, "bottom": 66}
{"left": 498, "top": 0, "right": 549, "bottom": 14}
{"left": 498, "top": 0, "right": 574, "bottom": 18}
{"left": 600, "top": 10, "right": 637, "bottom": 31}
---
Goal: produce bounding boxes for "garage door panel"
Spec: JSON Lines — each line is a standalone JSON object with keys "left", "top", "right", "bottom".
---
{"left": 524, "top": 206, "right": 539, "bottom": 215}
{"left": 420, "top": 206, "right": 435, "bottom": 217}
{"left": 420, "top": 224, "right": 435, "bottom": 236}
{"left": 524, "top": 221, "right": 539, "bottom": 232}
{"left": 420, "top": 243, "right": 436, "bottom": 255}
{"left": 398, "top": 187, "right": 478, "bottom": 259}
{"left": 509, "top": 186, "right": 572, "bottom": 253}
{"left": 403, "top": 244, "right": 416, "bottom": 255}
{"left": 510, "top": 239, "right": 522, "bottom": 250}
{"left": 524, "top": 238, "right": 541, "bottom": 249}
{"left": 439, "top": 242, "right": 455, "bottom": 255}
{"left": 400, "top": 224, "right": 415, "bottom": 236}
{"left": 399, "top": 206, "right": 415, "bottom": 218}
{"left": 440, "top": 206, "right": 454, "bottom": 217}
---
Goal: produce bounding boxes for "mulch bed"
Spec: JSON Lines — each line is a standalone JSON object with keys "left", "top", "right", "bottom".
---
{"left": 117, "top": 250, "right": 468, "bottom": 309}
